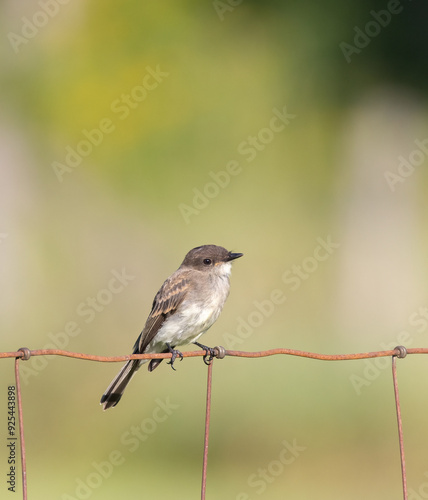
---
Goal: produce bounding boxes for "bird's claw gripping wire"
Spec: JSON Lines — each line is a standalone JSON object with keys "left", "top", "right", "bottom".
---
{"left": 166, "top": 343, "right": 183, "bottom": 370}
{"left": 194, "top": 342, "right": 217, "bottom": 365}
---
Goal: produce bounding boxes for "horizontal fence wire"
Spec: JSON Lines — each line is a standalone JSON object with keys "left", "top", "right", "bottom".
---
{"left": 4, "top": 345, "right": 428, "bottom": 500}
{"left": 3, "top": 345, "right": 428, "bottom": 361}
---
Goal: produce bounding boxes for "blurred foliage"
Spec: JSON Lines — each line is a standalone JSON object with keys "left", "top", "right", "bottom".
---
{"left": 1, "top": 1, "right": 428, "bottom": 499}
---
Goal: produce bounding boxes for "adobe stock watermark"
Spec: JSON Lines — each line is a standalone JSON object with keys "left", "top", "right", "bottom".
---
{"left": 19, "top": 268, "right": 135, "bottom": 385}
{"left": 213, "top": 0, "right": 243, "bottom": 21}
{"left": 408, "top": 470, "right": 428, "bottom": 500}
{"left": 223, "top": 236, "right": 340, "bottom": 349}
{"left": 384, "top": 137, "right": 428, "bottom": 192}
{"left": 339, "top": 0, "right": 406, "bottom": 63}
{"left": 52, "top": 65, "right": 169, "bottom": 182}
{"left": 236, "top": 438, "right": 307, "bottom": 499}
{"left": 7, "top": 0, "right": 72, "bottom": 54}
{"left": 349, "top": 305, "right": 428, "bottom": 395}
{"left": 0, "top": 233, "right": 8, "bottom": 244}
{"left": 119, "top": 396, "right": 179, "bottom": 452}
{"left": 178, "top": 105, "right": 296, "bottom": 224}
{"left": 61, "top": 397, "right": 179, "bottom": 500}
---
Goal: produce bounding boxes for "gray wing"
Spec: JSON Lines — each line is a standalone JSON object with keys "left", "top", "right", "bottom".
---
{"left": 133, "top": 270, "right": 191, "bottom": 354}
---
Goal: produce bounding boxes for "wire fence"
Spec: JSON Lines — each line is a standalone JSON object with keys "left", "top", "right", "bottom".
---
{"left": 3, "top": 345, "right": 428, "bottom": 500}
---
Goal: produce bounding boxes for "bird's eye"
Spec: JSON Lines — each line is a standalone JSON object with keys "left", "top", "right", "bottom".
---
{"left": 203, "top": 258, "right": 212, "bottom": 265}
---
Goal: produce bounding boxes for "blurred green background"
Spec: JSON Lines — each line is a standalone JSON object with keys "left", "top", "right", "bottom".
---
{"left": 1, "top": 1, "right": 428, "bottom": 499}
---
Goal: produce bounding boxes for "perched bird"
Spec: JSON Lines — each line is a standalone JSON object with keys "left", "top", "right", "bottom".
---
{"left": 100, "top": 244, "right": 243, "bottom": 410}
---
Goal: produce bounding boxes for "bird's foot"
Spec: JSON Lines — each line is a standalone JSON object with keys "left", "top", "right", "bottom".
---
{"left": 166, "top": 343, "right": 183, "bottom": 371}
{"left": 194, "top": 342, "right": 216, "bottom": 365}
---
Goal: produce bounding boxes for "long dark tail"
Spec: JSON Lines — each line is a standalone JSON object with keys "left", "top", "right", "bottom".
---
{"left": 100, "top": 359, "right": 141, "bottom": 410}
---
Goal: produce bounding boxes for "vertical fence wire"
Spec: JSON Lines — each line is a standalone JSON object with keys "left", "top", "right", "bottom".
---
{"left": 392, "top": 353, "right": 407, "bottom": 500}
{"left": 14, "top": 357, "right": 27, "bottom": 500}
{"left": 201, "top": 360, "right": 214, "bottom": 500}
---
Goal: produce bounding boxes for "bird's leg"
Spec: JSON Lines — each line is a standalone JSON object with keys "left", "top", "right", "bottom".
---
{"left": 194, "top": 342, "right": 216, "bottom": 365}
{"left": 166, "top": 343, "right": 183, "bottom": 371}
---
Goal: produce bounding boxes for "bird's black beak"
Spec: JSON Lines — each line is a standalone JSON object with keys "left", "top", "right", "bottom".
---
{"left": 227, "top": 252, "right": 243, "bottom": 261}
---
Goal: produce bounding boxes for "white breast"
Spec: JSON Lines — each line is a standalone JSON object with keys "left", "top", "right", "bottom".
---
{"left": 147, "top": 270, "right": 231, "bottom": 352}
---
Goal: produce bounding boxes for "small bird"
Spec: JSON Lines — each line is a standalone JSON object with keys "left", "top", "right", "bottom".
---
{"left": 100, "top": 244, "right": 243, "bottom": 410}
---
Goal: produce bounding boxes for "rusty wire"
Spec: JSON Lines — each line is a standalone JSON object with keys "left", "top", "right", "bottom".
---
{"left": 14, "top": 355, "right": 27, "bottom": 500}
{"left": 201, "top": 360, "right": 213, "bottom": 500}
{"left": 4, "top": 344, "right": 428, "bottom": 500}
{"left": 3, "top": 345, "right": 428, "bottom": 362}
{"left": 392, "top": 348, "right": 408, "bottom": 500}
